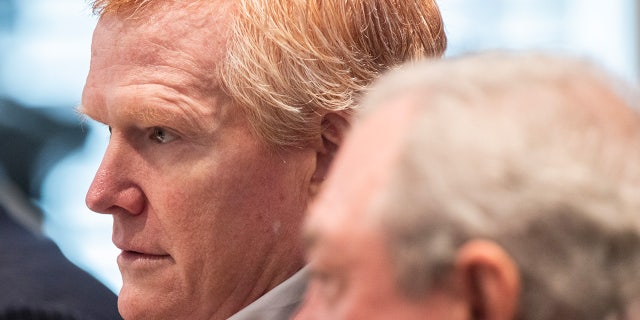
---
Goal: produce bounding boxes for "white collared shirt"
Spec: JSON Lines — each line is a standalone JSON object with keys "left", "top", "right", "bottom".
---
{"left": 228, "top": 268, "right": 308, "bottom": 320}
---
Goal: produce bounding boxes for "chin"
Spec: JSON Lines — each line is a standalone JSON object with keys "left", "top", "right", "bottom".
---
{"left": 119, "top": 279, "right": 202, "bottom": 320}
{"left": 118, "top": 283, "right": 169, "bottom": 320}
{"left": 118, "top": 265, "right": 186, "bottom": 319}
{"left": 118, "top": 286, "right": 148, "bottom": 320}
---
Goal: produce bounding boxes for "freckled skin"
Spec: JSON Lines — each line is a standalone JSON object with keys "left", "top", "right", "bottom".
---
{"left": 81, "top": 2, "right": 318, "bottom": 319}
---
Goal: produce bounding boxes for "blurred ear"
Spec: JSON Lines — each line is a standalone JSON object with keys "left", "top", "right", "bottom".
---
{"left": 455, "top": 239, "right": 520, "bottom": 320}
{"left": 309, "top": 112, "right": 351, "bottom": 198}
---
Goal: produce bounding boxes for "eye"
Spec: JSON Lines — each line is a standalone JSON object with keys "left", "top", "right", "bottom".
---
{"left": 309, "top": 268, "right": 344, "bottom": 305}
{"left": 149, "top": 127, "right": 178, "bottom": 144}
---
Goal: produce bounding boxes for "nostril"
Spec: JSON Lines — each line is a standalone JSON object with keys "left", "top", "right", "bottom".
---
{"left": 116, "top": 187, "right": 146, "bottom": 215}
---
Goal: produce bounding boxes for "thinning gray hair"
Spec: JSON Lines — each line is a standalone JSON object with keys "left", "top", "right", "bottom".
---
{"left": 362, "top": 52, "right": 640, "bottom": 320}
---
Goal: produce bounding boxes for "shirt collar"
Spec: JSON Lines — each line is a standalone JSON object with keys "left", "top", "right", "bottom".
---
{"left": 227, "top": 267, "right": 308, "bottom": 320}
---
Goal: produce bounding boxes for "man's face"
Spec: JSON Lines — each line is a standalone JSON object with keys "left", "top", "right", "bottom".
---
{"left": 298, "top": 205, "right": 448, "bottom": 320}
{"left": 294, "top": 101, "right": 465, "bottom": 320}
{"left": 81, "top": 2, "right": 314, "bottom": 319}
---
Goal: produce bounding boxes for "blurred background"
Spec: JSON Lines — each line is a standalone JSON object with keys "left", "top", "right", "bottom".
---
{"left": 0, "top": 0, "right": 638, "bottom": 293}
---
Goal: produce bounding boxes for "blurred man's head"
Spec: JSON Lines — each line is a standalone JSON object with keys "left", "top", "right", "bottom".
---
{"left": 297, "top": 52, "right": 640, "bottom": 320}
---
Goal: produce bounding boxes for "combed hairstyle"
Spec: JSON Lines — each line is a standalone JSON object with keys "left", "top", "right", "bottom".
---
{"left": 90, "top": 0, "right": 447, "bottom": 148}
{"left": 362, "top": 52, "right": 640, "bottom": 320}
{"left": 222, "top": 0, "right": 446, "bottom": 147}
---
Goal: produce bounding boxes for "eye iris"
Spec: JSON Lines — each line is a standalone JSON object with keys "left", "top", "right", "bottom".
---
{"left": 154, "top": 128, "right": 166, "bottom": 142}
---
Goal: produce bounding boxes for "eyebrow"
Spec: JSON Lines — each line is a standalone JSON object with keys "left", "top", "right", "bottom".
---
{"left": 77, "top": 102, "right": 208, "bottom": 139}
{"left": 126, "top": 104, "right": 185, "bottom": 126}
{"left": 74, "top": 104, "right": 92, "bottom": 123}
{"left": 76, "top": 104, "right": 99, "bottom": 122}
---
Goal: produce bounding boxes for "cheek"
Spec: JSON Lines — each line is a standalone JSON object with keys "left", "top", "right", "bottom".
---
{"left": 296, "top": 283, "right": 328, "bottom": 320}
{"left": 336, "top": 292, "right": 382, "bottom": 320}
{"left": 298, "top": 284, "right": 359, "bottom": 320}
{"left": 337, "top": 267, "right": 411, "bottom": 319}
{"left": 300, "top": 279, "right": 374, "bottom": 320}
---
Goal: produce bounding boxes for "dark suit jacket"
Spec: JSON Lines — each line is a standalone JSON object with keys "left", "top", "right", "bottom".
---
{"left": 0, "top": 205, "right": 122, "bottom": 320}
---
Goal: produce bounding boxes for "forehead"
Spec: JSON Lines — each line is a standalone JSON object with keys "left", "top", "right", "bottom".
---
{"left": 89, "top": 0, "right": 234, "bottom": 82}
{"left": 82, "top": 0, "right": 235, "bottom": 119}
{"left": 305, "top": 97, "right": 418, "bottom": 247}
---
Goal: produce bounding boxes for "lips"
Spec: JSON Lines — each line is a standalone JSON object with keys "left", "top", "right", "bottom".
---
{"left": 117, "top": 250, "right": 172, "bottom": 270}
{"left": 120, "top": 250, "right": 169, "bottom": 261}
{"left": 114, "top": 239, "right": 173, "bottom": 271}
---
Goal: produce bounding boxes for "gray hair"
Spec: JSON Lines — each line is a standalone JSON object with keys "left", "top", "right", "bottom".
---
{"left": 363, "top": 52, "right": 640, "bottom": 320}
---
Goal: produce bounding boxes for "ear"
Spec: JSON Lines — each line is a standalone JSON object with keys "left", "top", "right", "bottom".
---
{"left": 309, "top": 112, "right": 351, "bottom": 198}
{"left": 454, "top": 239, "right": 520, "bottom": 320}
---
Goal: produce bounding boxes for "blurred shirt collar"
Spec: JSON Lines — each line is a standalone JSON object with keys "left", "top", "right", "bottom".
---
{"left": 228, "top": 267, "right": 308, "bottom": 320}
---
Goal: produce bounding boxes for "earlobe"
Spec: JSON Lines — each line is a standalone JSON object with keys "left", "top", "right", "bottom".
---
{"left": 309, "top": 112, "right": 351, "bottom": 198}
{"left": 455, "top": 239, "right": 520, "bottom": 320}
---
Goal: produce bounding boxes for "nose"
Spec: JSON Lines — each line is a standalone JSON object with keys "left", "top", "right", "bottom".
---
{"left": 86, "top": 137, "right": 145, "bottom": 215}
